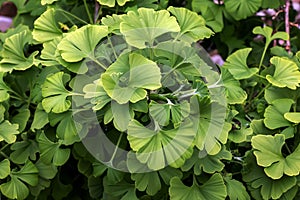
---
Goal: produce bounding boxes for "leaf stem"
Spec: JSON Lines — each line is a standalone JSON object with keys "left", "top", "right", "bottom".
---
{"left": 88, "top": 55, "right": 107, "bottom": 70}
{"left": 258, "top": 45, "right": 268, "bottom": 71}
{"left": 83, "top": 0, "right": 94, "bottom": 24}
{"left": 284, "top": 143, "right": 292, "bottom": 154}
{"left": 56, "top": 9, "right": 89, "bottom": 25}
{"left": 107, "top": 132, "right": 124, "bottom": 166}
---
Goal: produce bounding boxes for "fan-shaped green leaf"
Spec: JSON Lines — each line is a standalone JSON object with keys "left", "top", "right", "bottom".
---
{"left": 131, "top": 172, "right": 161, "bottom": 195}
{"left": 284, "top": 112, "right": 300, "bottom": 124}
{"left": 167, "top": 6, "right": 213, "bottom": 42}
{"left": 127, "top": 119, "right": 194, "bottom": 170}
{"left": 32, "top": 8, "right": 62, "bottom": 43}
{"left": 120, "top": 8, "right": 180, "bottom": 48}
{"left": 0, "top": 159, "right": 10, "bottom": 179}
{"left": 31, "top": 103, "right": 49, "bottom": 131}
{"left": 224, "top": 0, "right": 262, "bottom": 20}
{"left": 102, "top": 53, "right": 161, "bottom": 104}
{"left": 0, "top": 120, "right": 19, "bottom": 144}
{"left": 49, "top": 111, "right": 81, "bottom": 145}
{"left": 169, "top": 174, "right": 227, "bottom": 200}
{"left": 221, "top": 68, "right": 247, "bottom": 104}
{"left": 265, "top": 86, "right": 299, "bottom": 104}
{"left": 243, "top": 151, "right": 297, "bottom": 200}
{"left": 57, "top": 25, "right": 108, "bottom": 73}
{"left": 10, "top": 140, "right": 39, "bottom": 164}
{"left": 223, "top": 48, "right": 258, "bottom": 80}
{"left": 40, "top": 37, "right": 61, "bottom": 66}
{"left": 264, "top": 99, "right": 293, "bottom": 129}
{"left": 224, "top": 177, "right": 250, "bottom": 200}
{"left": 190, "top": 96, "right": 231, "bottom": 155}
{"left": 0, "top": 161, "right": 38, "bottom": 200}
{"left": 0, "top": 30, "right": 38, "bottom": 72}
{"left": 252, "top": 134, "right": 300, "bottom": 179}
{"left": 42, "top": 72, "right": 72, "bottom": 113}
{"left": 182, "top": 146, "right": 232, "bottom": 174}
{"left": 37, "top": 132, "right": 70, "bottom": 166}
{"left": 0, "top": 72, "right": 10, "bottom": 102}
{"left": 97, "top": 0, "right": 132, "bottom": 7}
{"left": 101, "top": 14, "right": 125, "bottom": 33}
{"left": 253, "top": 26, "right": 289, "bottom": 45}
{"left": 111, "top": 101, "right": 132, "bottom": 131}
{"left": 192, "top": 0, "right": 224, "bottom": 32}
{"left": 266, "top": 57, "right": 300, "bottom": 90}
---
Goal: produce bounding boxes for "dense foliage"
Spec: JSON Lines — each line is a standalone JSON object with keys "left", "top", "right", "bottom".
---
{"left": 1, "top": 0, "right": 300, "bottom": 199}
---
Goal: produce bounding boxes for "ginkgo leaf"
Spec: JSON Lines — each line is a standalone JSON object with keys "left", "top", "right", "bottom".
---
{"left": 0, "top": 30, "right": 38, "bottom": 72}
{"left": 264, "top": 99, "right": 293, "bottom": 129}
{"left": 181, "top": 146, "right": 232, "bottom": 174}
{"left": 131, "top": 171, "right": 161, "bottom": 195}
{"left": 190, "top": 96, "right": 231, "bottom": 155}
{"left": 169, "top": 174, "right": 227, "bottom": 200}
{"left": 37, "top": 132, "right": 70, "bottom": 166}
{"left": 101, "top": 14, "right": 125, "bottom": 33}
{"left": 103, "top": 176, "right": 138, "bottom": 200}
{"left": 57, "top": 25, "right": 108, "bottom": 73}
{"left": 192, "top": 0, "right": 224, "bottom": 32}
{"left": 252, "top": 134, "right": 300, "bottom": 179}
{"left": 266, "top": 57, "right": 300, "bottom": 90}
{"left": 284, "top": 112, "right": 300, "bottom": 124}
{"left": 41, "top": 0, "right": 58, "bottom": 5}
{"left": 0, "top": 161, "right": 39, "bottom": 200}
{"left": 0, "top": 120, "right": 19, "bottom": 144}
{"left": 83, "top": 79, "right": 111, "bottom": 111}
{"left": 224, "top": 177, "right": 250, "bottom": 200}
{"left": 31, "top": 103, "right": 49, "bottom": 131}
{"left": 221, "top": 68, "right": 247, "bottom": 104}
{"left": 32, "top": 8, "right": 62, "bottom": 43}
{"left": 243, "top": 151, "right": 297, "bottom": 200}
{"left": 253, "top": 26, "right": 289, "bottom": 45}
{"left": 0, "top": 159, "right": 10, "bottom": 179}
{"left": 265, "top": 86, "right": 298, "bottom": 104}
{"left": 49, "top": 111, "right": 81, "bottom": 145}
{"left": 224, "top": 0, "right": 262, "bottom": 20}
{"left": 97, "top": 0, "right": 132, "bottom": 7}
{"left": 42, "top": 72, "right": 72, "bottom": 113}
{"left": 127, "top": 119, "right": 195, "bottom": 170}
{"left": 102, "top": 53, "right": 161, "bottom": 104}
{"left": 167, "top": 6, "right": 213, "bottom": 42}
{"left": 223, "top": 48, "right": 258, "bottom": 80}
{"left": 40, "top": 37, "right": 61, "bottom": 66}
{"left": 120, "top": 8, "right": 180, "bottom": 48}
{"left": 0, "top": 72, "right": 10, "bottom": 102}
{"left": 10, "top": 139, "right": 39, "bottom": 164}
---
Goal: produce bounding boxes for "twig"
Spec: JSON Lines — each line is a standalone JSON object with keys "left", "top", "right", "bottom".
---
{"left": 285, "top": 0, "right": 291, "bottom": 53}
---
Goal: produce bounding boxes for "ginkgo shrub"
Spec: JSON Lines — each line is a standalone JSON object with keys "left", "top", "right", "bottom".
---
{"left": 1, "top": 0, "right": 300, "bottom": 199}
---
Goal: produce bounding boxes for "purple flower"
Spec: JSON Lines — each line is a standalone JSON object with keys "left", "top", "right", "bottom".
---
{"left": 0, "top": 16, "right": 12, "bottom": 32}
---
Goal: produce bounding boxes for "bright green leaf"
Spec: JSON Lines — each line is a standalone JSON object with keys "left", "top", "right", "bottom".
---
{"left": 32, "top": 8, "right": 62, "bottom": 42}
{"left": 266, "top": 57, "right": 300, "bottom": 90}
{"left": 41, "top": 0, "right": 58, "bottom": 5}
{"left": 120, "top": 8, "right": 180, "bottom": 48}
{"left": 10, "top": 140, "right": 39, "bottom": 164}
{"left": 0, "top": 120, "right": 19, "bottom": 144}
{"left": 223, "top": 48, "right": 258, "bottom": 80}
{"left": 131, "top": 172, "right": 161, "bottom": 195}
{"left": 167, "top": 6, "right": 213, "bottom": 42}
{"left": 0, "top": 159, "right": 10, "bottom": 179}
{"left": 264, "top": 99, "right": 293, "bottom": 129}
{"left": 0, "top": 30, "right": 38, "bottom": 72}
{"left": 127, "top": 119, "right": 194, "bottom": 170}
{"left": 0, "top": 72, "right": 10, "bottom": 102}
{"left": 252, "top": 134, "right": 300, "bottom": 179}
{"left": 31, "top": 103, "right": 49, "bottom": 131}
{"left": 224, "top": 177, "right": 250, "bottom": 200}
{"left": 97, "top": 0, "right": 132, "bottom": 7}
{"left": 102, "top": 53, "right": 161, "bottom": 104}
{"left": 284, "top": 112, "right": 300, "bottom": 124}
{"left": 42, "top": 72, "right": 72, "bottom": 113}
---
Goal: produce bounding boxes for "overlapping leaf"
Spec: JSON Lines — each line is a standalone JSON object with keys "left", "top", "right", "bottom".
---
{"left": 224, "top": 0, "right": 262, "bottom": 20}
{"left": 42, "top": 72, "right": 72, "bottom": 113}
{"left": 0, "top": 120, "right": 19, "bottom": 144}
{"left": 0, "top": 72, "right": 10, "bottom": 102}
{"left": 32, "top": 8, "right": 62, "bottom": 42}
{"left": 120, "top": 8, "right": 180, "bottom": 48}
{"left": 266, "top": 57, "right": 300, "bottom": 89}
{"left": 252, "top": 134, "right": 300, "bottom": 179}
{"left": 102, "top": 53, "right": 161, "bottom": 104}
{"left": 57, "top": 25, "right": 108, "bottom": 73}
{"left": 0, "top": 159, "right": 10, "bottom": 179}
{"left": 97, "top": 0, "right": 132, "bottom": 7}
{"left": 223, "top": 48, "right": 258, "bottom": 80}
{"left": 169, "top": 174, "right": 227, "bottom": 200}
{"left": 127, "top": 119, "right": 195, "bottom": 170}
{"left": 167, "top": 6, "right": 213, "bottom": 42}
{"left": 0, "top": 30, "right": 38, "bottom": 72}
